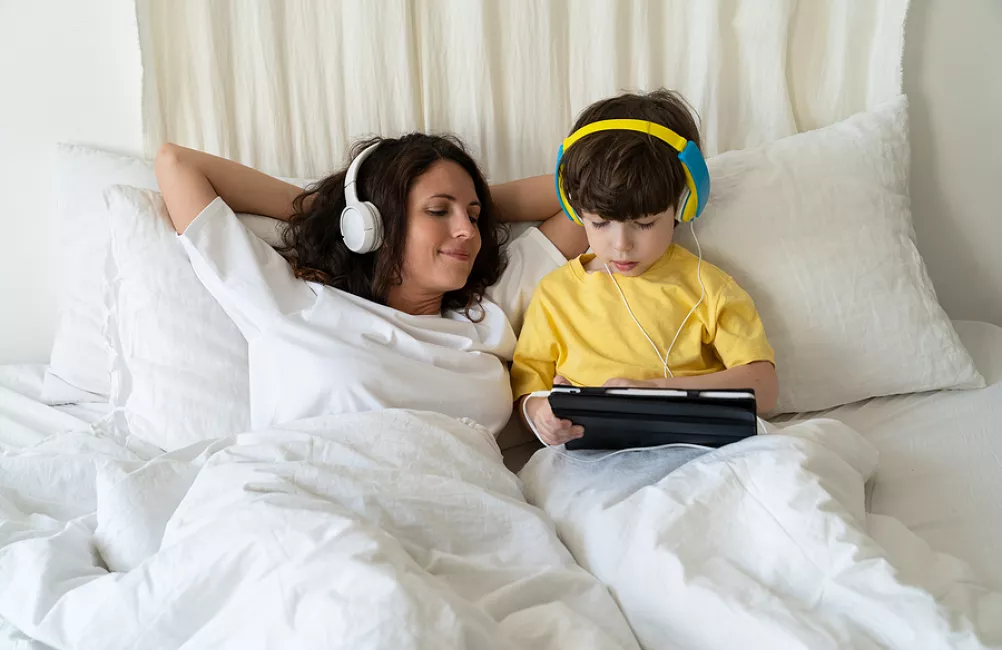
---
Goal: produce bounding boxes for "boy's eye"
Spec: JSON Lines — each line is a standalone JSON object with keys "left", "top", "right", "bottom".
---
{"left": 636, "top": 221, "right": 656, "bottom": 230}
{"left": 589, "top": 220, "right": 610, "bottom": 229}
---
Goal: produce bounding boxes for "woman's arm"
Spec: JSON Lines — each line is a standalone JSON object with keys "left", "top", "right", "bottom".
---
{"left": 154, "top": 143, "right": 305, "bottom": 234}
{"left": 539, "top": 212, "right": 589, "bottom": 259}
{"left": 492, "top": 174, "right": 588, "bottom": 259}
{"left": 491, "top": 175, "right": 559, "bottom": 223}
{"left": 604, "top": 361, "right": 780, "bottom": 413}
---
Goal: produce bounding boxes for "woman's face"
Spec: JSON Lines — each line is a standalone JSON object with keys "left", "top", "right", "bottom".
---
{"left": 398, "top": 160, "right": 483, "bottom": 299}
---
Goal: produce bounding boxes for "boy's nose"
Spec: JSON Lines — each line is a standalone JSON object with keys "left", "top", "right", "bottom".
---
{"left": 614, "top": 234, "right": 633, "bottom": 253}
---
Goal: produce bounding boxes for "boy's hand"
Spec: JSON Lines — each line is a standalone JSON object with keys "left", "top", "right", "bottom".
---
{"left": 524, "top": 377, "right": 583, "bottom": 446}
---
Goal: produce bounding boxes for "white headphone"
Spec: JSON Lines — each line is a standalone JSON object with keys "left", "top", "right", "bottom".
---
{"left": 340, "top": 142, "right": 384, "bottom": 254}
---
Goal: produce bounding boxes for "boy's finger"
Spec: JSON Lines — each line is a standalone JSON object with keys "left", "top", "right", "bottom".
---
{"left": 569, "top": 425, "right": 585, "bottom": 438}
{"left": 553, "top": 375, "right": 570, "bottom": 386}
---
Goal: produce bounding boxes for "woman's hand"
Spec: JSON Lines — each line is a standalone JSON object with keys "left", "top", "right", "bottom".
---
{"left": 521, "top": 375, "right": 583, "bottom": 446}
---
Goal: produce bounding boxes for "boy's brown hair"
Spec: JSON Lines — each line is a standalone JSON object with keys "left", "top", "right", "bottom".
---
{"left": 560, "top": 88, "right": 700, "bottom": 222}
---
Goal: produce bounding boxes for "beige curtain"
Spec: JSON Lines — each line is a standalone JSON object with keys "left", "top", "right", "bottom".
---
{"left": 137, "top": 0, "right": 909, "bottom": 181}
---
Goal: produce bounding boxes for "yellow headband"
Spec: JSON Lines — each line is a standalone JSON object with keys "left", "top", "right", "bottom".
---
{"left": 555, "top": 118, "right": 707, "bottom": 225}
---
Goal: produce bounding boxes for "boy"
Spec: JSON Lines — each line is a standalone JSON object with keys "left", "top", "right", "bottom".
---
{"left": 513, "top": 89, "right": 778, "bottom": 446}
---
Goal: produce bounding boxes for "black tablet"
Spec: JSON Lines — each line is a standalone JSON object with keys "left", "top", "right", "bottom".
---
{"left": 548, "top": 386, "right": 758, "bottom": 451}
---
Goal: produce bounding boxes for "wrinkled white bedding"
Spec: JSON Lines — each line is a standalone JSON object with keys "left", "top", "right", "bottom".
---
{"left": 0, "top": 411, "right": 639, "bottom": 650}
{"left": 520, "top": 419, "right": 1002, "bottom": 650}
{"left": 3, "top": 367, "right": 1001, "bottom": 649}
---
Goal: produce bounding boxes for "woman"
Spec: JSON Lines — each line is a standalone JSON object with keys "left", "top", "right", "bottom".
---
{"left": 155, "top": 133, "right": 586, "bottom": 434}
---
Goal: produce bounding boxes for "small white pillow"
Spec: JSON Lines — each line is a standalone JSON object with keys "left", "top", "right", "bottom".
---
{"left": 42, "top": 145, "right": 158, "bottom": 403}
{"left": 675, "top": 95, "right": 984, "bottom": 413}
{"left": 104, "top": 186, "right": 296, "bottom": 449}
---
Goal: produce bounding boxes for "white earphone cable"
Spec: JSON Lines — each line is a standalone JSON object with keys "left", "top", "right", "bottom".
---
{"left": 602, "top": 219, "right": 705, "bottom": 380}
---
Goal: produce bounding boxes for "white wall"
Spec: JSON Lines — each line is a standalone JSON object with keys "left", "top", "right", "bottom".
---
{"left": 0, "top": 0, "right": 999, "bottom": 365}
{"left": 0, "top": 0, "right": 143, "bottom": 363}
{"left": 904, "top": 0, "right": 1002, "bottom": 325}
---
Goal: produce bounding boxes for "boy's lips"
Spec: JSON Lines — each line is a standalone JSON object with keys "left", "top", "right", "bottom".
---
{"left": 611, "top": 260, "right": 637, "bottom": 272}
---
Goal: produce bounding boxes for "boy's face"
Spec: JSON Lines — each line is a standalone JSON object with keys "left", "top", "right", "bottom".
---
{"left": 581, "top": 207, "right": 676, "bottom": 277}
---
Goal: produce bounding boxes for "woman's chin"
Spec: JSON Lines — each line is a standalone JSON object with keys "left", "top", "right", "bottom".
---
{"left": 436, "top": 274, "right": 471, "bottom": 294}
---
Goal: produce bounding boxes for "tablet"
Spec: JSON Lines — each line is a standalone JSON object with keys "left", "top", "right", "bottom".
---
{"left": 548, "top": 386, "right": 758, "bottom": 451}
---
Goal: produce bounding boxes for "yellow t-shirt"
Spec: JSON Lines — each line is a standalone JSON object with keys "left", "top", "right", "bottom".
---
{"left": 511, "top": 244, "right": 775, "bottom": 398}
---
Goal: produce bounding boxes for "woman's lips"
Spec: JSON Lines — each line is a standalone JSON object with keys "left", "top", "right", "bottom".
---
{"left": 440, "top": 249, "right": 471, "bottom": 261}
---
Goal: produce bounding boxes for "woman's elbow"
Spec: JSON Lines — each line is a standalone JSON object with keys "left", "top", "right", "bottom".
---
{"left": 154, "top": 142, "right": 182, "bottom": 174}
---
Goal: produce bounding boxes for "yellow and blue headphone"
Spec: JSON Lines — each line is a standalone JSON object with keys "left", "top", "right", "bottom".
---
{"left": 554, "top": 119, "right": 711, "bottom": 225}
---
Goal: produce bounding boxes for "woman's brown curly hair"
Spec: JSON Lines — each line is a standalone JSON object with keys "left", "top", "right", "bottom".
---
{"left": 280, "top": 133, "right": 508, "bottom": 320}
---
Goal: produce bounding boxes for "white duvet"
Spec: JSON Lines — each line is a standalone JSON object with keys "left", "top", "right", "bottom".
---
{"left": 520, "top": 419, "right": 1002, "bottom": 649}
{"left": 0, "top": 411, "right": 639, "bottom": 650}
{"left": 2, "top": 408, "right": 1001, "bottom": 649}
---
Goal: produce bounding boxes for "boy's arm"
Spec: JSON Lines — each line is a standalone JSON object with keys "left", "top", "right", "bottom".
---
{"left": 604, "top": 361, "right": 778, "bottom": 413}
{"left": 509, "top": 293, "right": 588, "bottom": 444}
{"left": 510, "top": 294, "right": 560, "bottom": 399}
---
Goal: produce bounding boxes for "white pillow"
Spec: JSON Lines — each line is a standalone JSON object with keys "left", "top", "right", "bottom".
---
{"left": 675, "top": 95, "right": 984, "bottom": 414}
{"left": 42, "top": 145, "right": 158, "bottom": 403}
{"left": 104, "top": 186, "right": 295, "bottom": 449}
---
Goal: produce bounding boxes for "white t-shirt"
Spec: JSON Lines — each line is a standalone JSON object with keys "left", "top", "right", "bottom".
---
{"left": 179, "top": 198, "right": 565, "bottom": 434}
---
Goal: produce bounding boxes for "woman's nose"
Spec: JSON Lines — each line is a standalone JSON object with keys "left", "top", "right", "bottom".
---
{"left": 452, "top": 212, "right": 476, "bottom": 238}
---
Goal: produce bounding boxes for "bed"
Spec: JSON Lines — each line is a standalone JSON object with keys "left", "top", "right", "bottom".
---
{"left": 5, "top": 320, "right": 999, "bottom": 592}
{"left": 4, "top": 323, "right": 999, "bottom": 648}
{"left": 5, "top": 2, "right": 1001, "bottom": 643}
{"left": 4, "top": 106, "right": 1002, "bottom": 648}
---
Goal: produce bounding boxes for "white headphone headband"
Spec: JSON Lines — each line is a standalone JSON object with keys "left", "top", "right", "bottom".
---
{"left": 343, "top": 141, "right": 381, "bottom": 204}
{"left": 340, "top": 141, "right": 385, "bottom": 254}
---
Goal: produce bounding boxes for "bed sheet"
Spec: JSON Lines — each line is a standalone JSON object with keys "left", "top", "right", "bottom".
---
{"left": 775, "top": 320, "right": 1002, "bottom": 589}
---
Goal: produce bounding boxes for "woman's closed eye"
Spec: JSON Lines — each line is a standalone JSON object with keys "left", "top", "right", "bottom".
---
{"left": 426, "top": 207, "right": 479, "bottom": 224}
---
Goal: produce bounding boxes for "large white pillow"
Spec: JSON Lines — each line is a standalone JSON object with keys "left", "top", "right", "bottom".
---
{"left": 675, "top": 95, "right": 984, "bottom": 413}
{"left": 103, "top": 186, "right": 294, "bottom": 449}
{"left": 42, "top": 145, "right": 158, "bottom": 403}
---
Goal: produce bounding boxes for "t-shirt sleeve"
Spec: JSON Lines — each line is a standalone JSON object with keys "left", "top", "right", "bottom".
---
{"left": 485, "top": 227, "right": 567, "bottom": 336}
{"left": 178, "top": 197, "right": 317, "bottom": 338}
{"left": 710, "top": 278, "right": 776, "bottom": 368}
{"left": 510, "top": 292, "right": 561, "bottom": 400}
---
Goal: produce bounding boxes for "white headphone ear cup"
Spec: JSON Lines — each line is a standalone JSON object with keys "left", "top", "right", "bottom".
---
{"left": 361, "top": 201, "right": 383, "bottom": 251}
{"left": 340, "top": 202, "right": 383, "bottom": 254}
